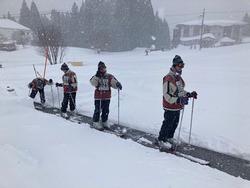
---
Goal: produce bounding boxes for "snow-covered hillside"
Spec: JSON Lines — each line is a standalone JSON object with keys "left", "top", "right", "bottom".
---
{"left": 0, "top": 44, "right": 250, "bottom": 187}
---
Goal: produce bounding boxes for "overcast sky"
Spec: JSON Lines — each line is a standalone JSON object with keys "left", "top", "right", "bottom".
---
{"left": 1, "top": 0, "right": 250, "bottom": 27}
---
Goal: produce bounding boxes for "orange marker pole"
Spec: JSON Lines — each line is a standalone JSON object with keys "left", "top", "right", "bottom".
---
{"left": 43, "top": 47, "right": 49, "bottom": 79}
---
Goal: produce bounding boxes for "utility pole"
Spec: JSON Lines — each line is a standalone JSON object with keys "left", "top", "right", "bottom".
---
{"left": 199, "top": 8, "right": 205, "bottom": 50}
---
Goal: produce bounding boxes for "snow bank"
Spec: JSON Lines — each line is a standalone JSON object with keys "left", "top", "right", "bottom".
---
{"left": 1, "top": 44, "right": 250, "bottom": 187}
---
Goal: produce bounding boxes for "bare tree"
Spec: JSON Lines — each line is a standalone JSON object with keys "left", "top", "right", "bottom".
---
{"left": 37, "top": 24, "right": 66, "bottom": 65}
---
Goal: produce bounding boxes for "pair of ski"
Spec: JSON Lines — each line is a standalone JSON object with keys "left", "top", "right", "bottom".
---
{"left": 33, "top": 102, "right": 209, "bottom": 166}
{"left": 135, "top": 137, "right": 209, "bottom": 165}
{"left": 98, "top": 123, "right": 210, "bottom": 166}
{"left": 91, "top": 123, "right": 128, "bottom": 138}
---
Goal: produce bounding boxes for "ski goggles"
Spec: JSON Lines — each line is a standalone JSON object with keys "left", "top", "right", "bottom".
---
{"left": 177, "top": 63, "right": 185, "bottom": 68}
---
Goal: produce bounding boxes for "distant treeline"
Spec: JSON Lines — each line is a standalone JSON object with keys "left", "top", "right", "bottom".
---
{"left": 17, "top": 0, "right": 171, "bottom": 51}
{"left": 243, "top": 13, "right": 250, "bottom": 37}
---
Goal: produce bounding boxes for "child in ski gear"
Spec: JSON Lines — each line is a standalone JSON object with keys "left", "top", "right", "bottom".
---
{"left": 55, "top": 63, "right": 77, "bottom": 115}
{"left": 90, "top": 61, "right": 122, "bottom": 130}
{"left": 157, "top": 55, "right": 197, "bottom": 147}
{"left": 28, "top": 77, "right": 53, "bottom": 104}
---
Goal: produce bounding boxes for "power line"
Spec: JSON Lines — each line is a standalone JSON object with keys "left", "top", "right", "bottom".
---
{"left": 206, "top": 10, "right": 250, "bottom": 14}
{"left": 199, "top": 8, "right": 205, "bottom": 50}
{"left": 165, "top": 10, "right": 250, "bottom": 17}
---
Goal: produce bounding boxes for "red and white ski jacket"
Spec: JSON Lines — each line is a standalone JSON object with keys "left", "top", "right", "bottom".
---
{"left": 62, "top": 70, "right": 77, "bottom": 93}
{"left": 163, "top": 68, "right": 188, "bottom": 111}
{"left": 30, "top": 78, "right": 49, "bottom": 90}
{"left": 90, "top": 73, "right": 119, "bottom": 100}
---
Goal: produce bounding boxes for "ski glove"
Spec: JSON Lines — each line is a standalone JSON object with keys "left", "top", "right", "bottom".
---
{"left": 177, "top": 96, "right": 189, "bottom": 105}
{"left": 191, "top": 91, "right": 198, "bottom": 99}
{"left": 95, "top": 71, "right": 102, "bottom": 78}
{"left": 186, "top": 91, "right": 198, "bottom": 99}
{"left": 116, "top": 82, "right": 122, "bottom": 90}
{"left": 55, "top": 83, "right": 63, "bottom": 87}
{"left": 28, "top": 83, "right": 33, "bottom": 88}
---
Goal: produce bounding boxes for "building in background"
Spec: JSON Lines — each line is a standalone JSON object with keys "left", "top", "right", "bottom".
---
{"left": 0, "top": 19, "right": 32, "bottom": 50}
{"left": 172, "top": 20, "right": 247, "bottom": 48}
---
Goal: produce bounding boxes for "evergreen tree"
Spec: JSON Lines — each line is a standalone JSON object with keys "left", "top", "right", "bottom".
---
{"left": 113, "top": 0, "right": 134, "bottom": 51}
{"left": 161, "top": 19, "right": 171, "bottom": 49}
{"left": 154, "top": 12, "right": 171, "bottom": 49}
{"left": 30, "top": 1, "right": 42, "bottom": 32}
{"left": 243, "top": 13, "right": 250, "bottom": 23}
{"left": 16, "top": 0, "right": 171, "bottom": 51}
{"left": 82, "top": 0, "right": 93, "bottom": 47}
{"left": 62, "top": 12, "right": 72, "bottom": 46}
{"left": 40, "top": 14, "right": 50, "bottom": 26}
{"left": 92, "top": 0, "right": 113, "bottom": 50}
{"left": 7, "top": 12, "right": 16, "bottom": 21}
{"left": 50, "top": 10, "right": 67, "bottom": 45}
{"left": 243, "top": 13, "right": 250, "bottom": 36}
{"left": 51, "top": 9, "right": 61, "bottom": 27}
{"left": 129, "top": 0, "right": 155, "bottom": 48}
{"left": 19, "top": 0, "right": 31, "bottom": 28}
{"left": 69, "top": 2, "right": 81, "bottom": 46}
{"left": 79, "top": 1, "right": 86, "bottom": 47}
{"left": 138, "top": 0, "right": 156, "bottom": 47}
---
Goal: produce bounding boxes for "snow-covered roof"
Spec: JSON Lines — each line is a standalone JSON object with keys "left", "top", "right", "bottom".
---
{"left": 1, "top": 40, "right": 16, "bottom": 44}
{"left": 0, "top": 19, "right": 31, "bottom": 31}
{"left": 181, "top": 33, "right": 216, "bottom": 41}
{"left": 219, "top": 37, "right": 235, "bottom": 43}
{"left": 178, "top": 19, "right": 247, "bottom": 27}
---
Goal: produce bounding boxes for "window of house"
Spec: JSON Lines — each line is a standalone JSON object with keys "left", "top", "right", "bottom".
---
{"left": 223, "top": 26, "right": 232, "bottom": 37}
{"left": 183, "top": 26, "right": 190, "bottom": 37}
{"left": 233, "top": 26, "right": 240, "bottom": 40}
{"left": 193, "top": 26, "right": 200, "bottom": 36}
{"left": 204, "top": 26, "right": 210, "bottom": 34}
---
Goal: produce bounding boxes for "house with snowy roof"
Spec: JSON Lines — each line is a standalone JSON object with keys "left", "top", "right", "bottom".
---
{"left": 0, "top": 18, "right": 32, "bottom": 42}
{"left": 172, "top": 19, "right": 247, "bottom": 48}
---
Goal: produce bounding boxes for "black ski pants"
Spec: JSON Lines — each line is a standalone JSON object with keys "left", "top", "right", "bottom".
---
{"left": 30, "top": 89, "right": 45, "bottom": 104}
{"left": 93, "top": 99, "right": 110, "bottom": 123}
{"left": 158, "top": 110, "right": 180, "bottom": 142}
{"left": 61, "top": 92, "right": 76, "bottom": 113}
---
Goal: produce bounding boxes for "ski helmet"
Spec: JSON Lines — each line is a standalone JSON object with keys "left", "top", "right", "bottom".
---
{"left": 98, "top": 61, "right": 106, "bottom": 69}
{"left": 172, "top": 55, "right": 184, "bottom": 67}
{"left": 61, "top": 63, "right": 69, "bottom": 71}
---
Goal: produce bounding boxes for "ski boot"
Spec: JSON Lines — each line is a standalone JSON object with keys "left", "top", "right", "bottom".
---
{"left": 61, "top": 112, "right": 70, "bottom": 119}
{"left": 167, "top": 138, "right": 181, "bottom": 148}
{"left": 158, "top": 140, "right": 175, "bottom": 152}
{"left": 92, "top": 122, "right": 104, "bottom": 131}
{"left": 102, "top": 121, "right": 110, "bottom": 129}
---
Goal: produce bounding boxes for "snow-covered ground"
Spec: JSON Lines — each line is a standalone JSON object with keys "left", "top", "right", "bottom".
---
{"left": 1, "top": 44, "right": 250, "bottom": 187}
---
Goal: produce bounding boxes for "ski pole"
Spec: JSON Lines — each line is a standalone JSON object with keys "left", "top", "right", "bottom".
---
{"left": 118, "top": 89, "right": 120, "bottom": 125}
{"left": 33, "top": 64, "right": 38, "bottom": 78}
{"left": 28, "top": 88, "right": 31, "bottom": 97}
{"left": 99, "top": 90, "right": 102, "bottom": 125}
{"left": 100, "top": 99, "right": 102, "bottom": 121}
{"left": 175, "top": 107, "right": 185, "bottom": 150}
{"left": 188, "top": 98, "right": 195, "bottom": 145}
{"left": 57, "top": 87, "right": 61, "bottom": 108}
{"left": 50, "top": 85, "right": 55, "bottom": 107}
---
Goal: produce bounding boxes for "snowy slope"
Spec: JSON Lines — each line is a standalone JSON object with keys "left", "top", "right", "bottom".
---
{"left": 0, "top": 76, "right": 250, "bottom": 188}
{"left": 1, "top": 44, "right": 250, "bottom": 160}
{"left": 0, "top": 44, "right": 250, "bottom": 187}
